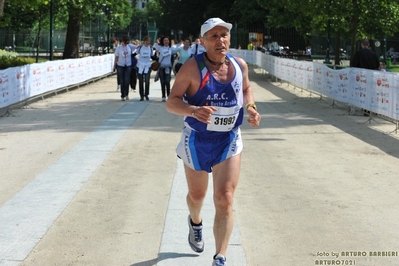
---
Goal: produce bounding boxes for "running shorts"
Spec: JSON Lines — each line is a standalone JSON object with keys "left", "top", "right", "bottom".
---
{"left": 176, "top": 126, "right": 243, "bottom": 173}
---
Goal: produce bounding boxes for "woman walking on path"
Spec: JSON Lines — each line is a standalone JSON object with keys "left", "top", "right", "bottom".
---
{"left": 174, "top": 38, "right": 192, "bottom": 74}
{"left": 113, "top": 35, "right": 134, "bottom": 101}
{"left": 156, "top": 36, "right": 177, "bottom": 101}
{"left": 136, "top": 36, "right": 154, "bottom": 101}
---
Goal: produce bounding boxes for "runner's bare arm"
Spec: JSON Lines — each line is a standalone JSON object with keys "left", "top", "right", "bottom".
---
{"left": 166, "top": 58, "right": 217, "bottom": 124}
{"left": 235, "top": 57, "right": 261, "bottom": 127}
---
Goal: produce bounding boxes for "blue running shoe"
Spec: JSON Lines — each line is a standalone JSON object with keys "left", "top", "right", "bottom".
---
{"left": 188, "top": 215, "right": 204, "bottom": 253}
{"left": 212, "top": 254, "right": 227, "bottom": 266}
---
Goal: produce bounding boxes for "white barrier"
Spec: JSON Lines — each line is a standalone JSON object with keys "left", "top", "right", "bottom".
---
{"left": 230, "top": 49, "right": 399, "bottom": 121}
{"left": 0, "top": 54, "right": 114, "bottom": 109}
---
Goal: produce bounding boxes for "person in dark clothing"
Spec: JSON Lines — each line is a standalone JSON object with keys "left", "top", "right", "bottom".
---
{"left": 350, "top": 39, "right": 379, "bottom": 70}
{"left": 350, "top": 39, "right": 379, "bottom": 116}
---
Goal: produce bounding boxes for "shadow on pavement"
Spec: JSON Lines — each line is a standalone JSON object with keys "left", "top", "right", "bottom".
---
{"left": 130, "top": 252, "right": 199, "bottom": 266}
{"left": 246, "top": 69, "right": 399, "bottom": 159}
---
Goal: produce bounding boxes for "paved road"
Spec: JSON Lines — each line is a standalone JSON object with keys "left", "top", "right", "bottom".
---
{"left": 1, "top": 68, "right": 399, "bottom": 266}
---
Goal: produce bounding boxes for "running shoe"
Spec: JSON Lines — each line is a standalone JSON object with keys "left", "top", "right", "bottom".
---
{"left": 212, "top": 254, "right": 227, "bottom": 266}
{"left": 188, "top": 215, "right": 204, "bottom": 253}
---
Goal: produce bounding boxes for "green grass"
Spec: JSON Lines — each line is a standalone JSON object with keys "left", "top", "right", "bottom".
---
{"left": 388, "top": 65, "right": 399, "bottom": 72}
{"left": 0, "top": 49, "right": 46, "bottom": 69}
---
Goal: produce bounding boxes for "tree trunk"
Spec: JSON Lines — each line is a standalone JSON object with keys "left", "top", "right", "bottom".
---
{"left": 0, "top": 0, "right": 4, "bottom": 17}
{"left": 350, "top": 28, "right": 357, "bottom": 65}
{"left": 63, "top": 7, "right": 81, "bottom": 59}
{"left": 334, "top": 31, "right": 341, "bottom": 66}
{"left": 349, "top": 1, "right": 360, "bottom": 63}
{"left": 35, "top": 8, "right": 43, "bottom": 63}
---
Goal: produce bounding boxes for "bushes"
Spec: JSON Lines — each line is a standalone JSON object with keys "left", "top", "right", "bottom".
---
{"left": 0, "top": 50, "right": 36, "bottom": 70}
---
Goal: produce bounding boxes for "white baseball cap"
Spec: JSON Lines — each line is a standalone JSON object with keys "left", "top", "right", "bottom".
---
{"left": 200, "top": 18, "right": 232, "bottom": 37}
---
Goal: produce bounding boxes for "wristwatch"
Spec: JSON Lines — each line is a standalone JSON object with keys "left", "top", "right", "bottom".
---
{"left": 245, "top": 103, "right": 257, "bottom": 111}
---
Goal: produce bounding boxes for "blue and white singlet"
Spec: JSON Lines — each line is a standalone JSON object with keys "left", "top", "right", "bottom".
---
{"left": 176, "top": 53, "right": 244, "bottom": 172}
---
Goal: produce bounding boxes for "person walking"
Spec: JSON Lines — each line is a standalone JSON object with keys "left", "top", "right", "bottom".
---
{"left": 166, "top": 18, "right": 261, "bottom": 266}
{"left": 350, "top": 38, "right": 379, "bottom": 70}
{"left": 115, "top": 39, "right": 121, "bottom": 91}
{"left": 113, "top": 35, "right": 134, "bottom": 101}
{"left": 350, "top": 38, "right": 379, "bottom": 115}
{"left": 156, "top": 36, "right": 177, "bottom": 101}
{"left": 130, "top": 40, "right": 139, "bottom": 92}
{"left": 174, "top": 38, "right": 192, "bottom": 74}
{"left": 190, "top": 38, "right": 206, "bottom": 56}
{"left": 136, "top": 36, "right": 153, "bottom": 101}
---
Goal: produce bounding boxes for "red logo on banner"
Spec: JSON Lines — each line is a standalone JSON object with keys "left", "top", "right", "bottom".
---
{"left": 377, "top": 78, "right": 382, "bottom": 86}
{"left": 356, "top": 75, "right": 360, "bottom": 82}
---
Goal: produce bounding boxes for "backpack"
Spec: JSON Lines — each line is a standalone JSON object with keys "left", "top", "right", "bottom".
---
{"left": 129, "top": 44, "right": 137, "bottom": 68}
{"left": 133, "top": 45, "right": 157, "bottom": 62}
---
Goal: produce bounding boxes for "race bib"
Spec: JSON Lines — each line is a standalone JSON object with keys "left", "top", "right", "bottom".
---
{"left": 206, "top": 106, "right": 240, "bottom": 132}
{"left": 163, "top": 50, "right": 171, "bottom": 57}
{"left": 141, "top": 51, "right": 150, "bottom": 58}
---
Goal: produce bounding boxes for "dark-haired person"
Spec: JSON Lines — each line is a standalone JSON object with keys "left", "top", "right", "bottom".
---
{"left": 136, "top": 35, "right": 153, "bottom": 101}
{"left": 113, "top": 35, "right": 135, "bottom": 101}
{"left": 174, "top": 38, "right": 192, "bottom": 74}
{"left": 350, "top": 38, "right": 379, "bottom": 116}
{"left": 350, "top": 38, "right": 379, "bottom": 70}
{"left": 156, "top": 36, "right": 177, "bottom": 101}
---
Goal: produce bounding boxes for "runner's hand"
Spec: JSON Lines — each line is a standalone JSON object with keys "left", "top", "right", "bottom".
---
{"left": 247, "top": 107, "right": 261, "bottom": 127}
{"left": 194, "top": 106, "right": 218, "bottom": 124}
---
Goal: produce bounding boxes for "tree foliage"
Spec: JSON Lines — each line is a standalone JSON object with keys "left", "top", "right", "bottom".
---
{"left": 230, "top": 0, "right": 267, "bottom": 27}
{"left": 0, "top": 0, "right": 50, "bottom": 32}
{"left": 254, "top": 0, "right": 399, "bottom": 62}
{"left": 2, "top": 0, "right": 399, "bottom": 61}
{"left": 155, "top": 0, "right": 233, "bottom": 38}
{"left": 58, "top": 0, "right": 133, "bottom": 58}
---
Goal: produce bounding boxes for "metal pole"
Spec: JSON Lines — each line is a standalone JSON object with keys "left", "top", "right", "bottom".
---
{"left": 49, "top": 0, "right": 54, "bottom": 60}
{"left": 139, "top": 23, "right": 142, "bottom": 41}
{"left": 107, "top": 7, "right": 110, "bottom": 53}
{"left": 384, "top": 34, "right": 387, "bottom": 59}
{"left": 325, "top": 0, "right": 331, "bottom": 64}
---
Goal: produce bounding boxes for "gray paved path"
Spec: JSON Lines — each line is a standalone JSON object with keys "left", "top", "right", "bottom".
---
{"left": 1, "top": 69, "right": 399, "bottom": 266}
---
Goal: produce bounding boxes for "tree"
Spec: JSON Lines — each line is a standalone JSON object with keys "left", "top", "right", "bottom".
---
{"left": 1, "top": 0, "right": 51, "bottom": 62}
{"left": 155, "top": 0, "right": 234, "bottom": 39}
{"left": 258, "top": 0, "right": 399, "bottom": 63}
{"left": 60, "top": 0, "right": 133, "bottom": 59}
{"left": 0, "top": 0, "right": 4, "bottom": 17}
{"left": 230, "top": 0, "right": 267, "bottom": 27}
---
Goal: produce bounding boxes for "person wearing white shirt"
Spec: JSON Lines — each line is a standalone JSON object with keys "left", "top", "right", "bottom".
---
{"left": 156, "top": 36, "right": 178, "bottom": 101}
{"left": 136, "top": 35, "right": 154, "bottom": 101}
{"left": 190, "top": 38, "right": 206, "bottom": 56}
{"left": 174, "top": 38, "right": 192, "bottom": 74}
{"left": 113, "top": 35, "right": 134, "bottom": 101}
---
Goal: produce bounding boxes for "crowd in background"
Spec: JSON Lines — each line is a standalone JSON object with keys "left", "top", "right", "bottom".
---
{"left": 113, "top": 35, "right": 207, "bottom": 102}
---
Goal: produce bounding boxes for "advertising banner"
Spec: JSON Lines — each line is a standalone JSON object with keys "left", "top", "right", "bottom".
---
{"left": 0, "top": 54, "right": 114, "bottom": 109}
